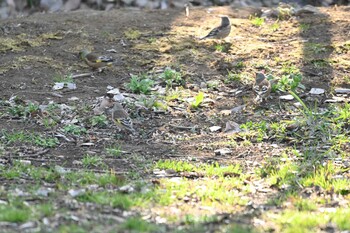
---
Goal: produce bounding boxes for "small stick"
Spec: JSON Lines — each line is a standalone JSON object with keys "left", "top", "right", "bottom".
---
{"left": 72, "top": 73, "right": 94, "bottom": 79}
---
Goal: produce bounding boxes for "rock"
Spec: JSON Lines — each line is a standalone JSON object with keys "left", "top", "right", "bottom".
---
{"left": 294, "top": 5, "right": 321, "bottom": 16}
{"left": 231, "top": 104, "right": 246, "bottom": 113}
{"left": 279, "top": 94, "right": 294, "bottom": 100}
{"left": 214, "top": 148, "right": 232, "bottom": 156}
{"left": 325, "top": 96, "right": 346, "bottom": 103}
{"left": 119, "top": 184, "right": 135, "bottom": 193}
{"left": 19, "top": 222, "right": 36, "bottom": 230}
{"left": 68, "top": 189, "right": 86, "bottom": 197}
{"left": 209, "top": 126, "right": 221, "bottom": 132}
{"left": 63, "top": 0, "right": 81, "bottom": 12}
{"left": 309, "top": 88, "right": 325, "bottom": 95}
{"left": 335, "top": 88, "right": 350, "bottom": 94}
{"left": 35, "top": 187, "right": 53, "bottom": 197}
{"left": 224, "top": 121, "right": 241, "bottom": 134}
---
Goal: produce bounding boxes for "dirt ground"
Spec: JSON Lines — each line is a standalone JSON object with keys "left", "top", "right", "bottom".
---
{"left": 0, "top": 4, "right": 350, "bottom": 232}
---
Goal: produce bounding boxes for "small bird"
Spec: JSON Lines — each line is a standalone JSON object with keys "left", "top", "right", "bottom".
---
{"left": 107, "top": 101, "right": 135, "bottom": 133}
{"left": 253, "top": 73, "right": 271, "bottom": 102}
{"left": 200, "top": 16, "right": 231, "bottom": 40}
{"left": 79, "top": 50, "right": 113, "bottom": 69}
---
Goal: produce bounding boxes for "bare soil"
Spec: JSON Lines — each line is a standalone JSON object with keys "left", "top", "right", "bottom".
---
{"left": 0, "top": 5, "right": 350, "bottom": 232}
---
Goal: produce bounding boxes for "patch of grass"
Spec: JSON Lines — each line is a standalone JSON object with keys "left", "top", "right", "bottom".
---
{"left": 34, "top": 203, "right": 55, "bottom": 218}
{"left": 155, "top": 160, "right": 241, "bottom": 177}
{"left": 64, "top": 170, "right": 124, "bottom": 187}
{"left": 160, "top": 67, "right": 184, "bottom": 88}
{"left": 226, "top": 224, "right": 257, "bottom": 233}
{"left": 310, "top": 59, "right": 330, "bottom": 68}
{"left": 214, "top": 43, "right": 230, "bottom": 53}
{"left": 127, "top": 74, "right": 154, "bottom": 94}
{"left": 239, "top": 121, "right": 268, "bottom": 142}
{"left": 270, "top": 21, "right": 280, "bottom": 31}
{"left": 271, "top": 210, "right": 324, "bottom": 233}
{"left": 294, "top": 198, "right": 317, "bottom": 211}
{"left": 0, "top": 203, "right": 31, "bottom": 223}
{"left": 106, "top": 146, "right": 122, "bottom": 157}
{"left": 7, "top": 101, "right": 40, "bottom": 118}
{"left": 120, "top": 217, "right": 160, "bottom": 232}
{"left": 82, "top": 154, "right": 104, "bottom": 168}
{"left": 207, "top": 80, "right": 220, "bottom": 90}
{"left": 124, "top": 29, "right": 141, "bottom": 40}
{"left": 58, "top": 224, "right": 87, "bottom": 233}
{"left": 90, "top": 115, "right": 108, "bottom": 128}
{"left": 155, "top": 176, "right": 250, "bottom": 208}
{"left": 299, "top": 23, "right": 310, "bottom": 32}
{"left": 77, "top": 191, "right": 132, "bottom": 209}
{"left": 281, "top": 62, "right": 300, "bottom": 75}
{"left": 63, "top": 124, "right": 87, "bottom": 136}
{"left": 1, "top": 162, "right": 60, "bottom": 182}
{"left": 250, "top": 16, "right": 264, "bottom": 27}
{"left": 224, "top": 71, "right": 250, "bottom": 85}
{"left": 1, "top": 130, "right": 59, "bottom": 148}
{"left": 305, "top": 42, "right": 328, "bottom": 54}
{"left": 53, "top": 73, "right": 74, "bottom": 83}
{"left": 300, "top": 162, "right": 350, "bottom": 193}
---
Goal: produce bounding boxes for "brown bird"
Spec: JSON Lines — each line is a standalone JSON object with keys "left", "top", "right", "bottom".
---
{"left": 106, "top": 101, "right": 135, "bottom": 133}
{"left": 200, "top": 16, "right": 231, "bottom": 40}
{"left": 253, "top": 73, "right": 271, "bottom": 102}
{"left": 79, "top": 50, "right": 113, "bottom": 69}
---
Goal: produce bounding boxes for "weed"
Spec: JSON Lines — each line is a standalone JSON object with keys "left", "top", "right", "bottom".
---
{"left": 250, "top": 16, "right": 264, "bottom": 27}
{"left": 53, "top": 74, "right": 74, "bottom": 83}
{"left": 58, "top": 224, "right": 86, "bottom": 233}
{"left": 311, "top": 59, "right": 330, "bottom": 68}
{"left": 281, "top": 62, "right": 300, "bottom": 75}
{"left": 78, "top": 191, "right": 132, "bottom": 209}
{"left": 127, "top": 74, "right": 154, "bottom": 94}
{"left": 305, "top": 43, "right": 328, "bottom": 54}
{"left": 207, "top": 80, "right": 220, "bottom": 90}
{"left": 90, "top": 115, "right": 108, "bottom": 128}
{"left": 82, "top": 154, "right": 103, "bottom": 168}
{"left": 8, "top": 102, "right": 40, "bottom": 118}
{"left": 240, "top": 121, "right": 268, "bottom": 142}
{"left": 106, "top": 146, "right": 122, "bottom": 157}
{"left": 63, "top": 124, "right": 87, "bottom": 136}
{"left": 124, "top": 29, "right": 141, "bottom": 40}
{"left": 225, "top": 72, "right": 250, "bottom": 85}
{"left": 214, "top": 43, "right": 230, "bottom": 52}
{"left": 160, "top": 67, "right": 184, "bottom": 88}
{"left": 1, "top": 130, "right": 58, "bottom": 148}
{"left": 190, "top": 92, "right": 204, "bottom": 109}
{"left": 273, "top": 74, "right": 303, "bottom": 92}
{"left": 120, "top": 217, "right": 159, "bottom": 232}
{"left": 299, "top": 23, "right": 310, "bottom": 32}
{"left": 0, "top": 203, "right": 30, "bottom": 223}
{"left": 270, "top": 21, "right": 280, "bottom": 31}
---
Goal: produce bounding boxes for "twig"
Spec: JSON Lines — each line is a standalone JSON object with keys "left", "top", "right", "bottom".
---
{"left": 72, "top": 73, "right": 94, "bottom": 79}
{"left": 169, "top": 124, "right": 197, "bottom": 130}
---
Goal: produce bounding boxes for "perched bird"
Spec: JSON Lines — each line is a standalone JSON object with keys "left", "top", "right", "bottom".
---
{"left": 106, "top": 101, "right": 135, "bottom": 133}
{"left": 253, "top": 73, "right": 271, "bottom": 102}
{"left": 200, "top": 16, "right": 231, "bottom": 40}
{"left": 79, "top": 50, "right": 113, "bottom": 69}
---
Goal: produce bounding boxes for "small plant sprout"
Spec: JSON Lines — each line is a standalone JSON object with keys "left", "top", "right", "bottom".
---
{"left": 127, "top": 74, "right": 154, "bottom": 94}
{"left": 106, "top": 146, "right": 122, "bottom": 157}
{"left": 250, "top": 16, "right": 264, "bottom": 27}
{"left": 160, "top": 67, "right": 184, "bottom": 88}
{"left": 190, "top": 92, "right": 204, "bottom": 109}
